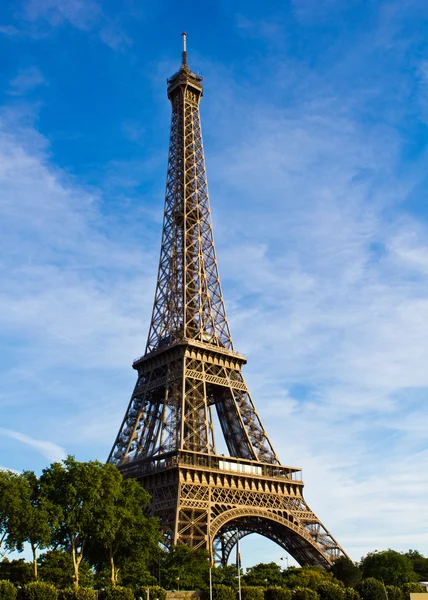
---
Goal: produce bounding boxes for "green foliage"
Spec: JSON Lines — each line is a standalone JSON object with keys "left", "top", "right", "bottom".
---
{"left": 0, "top": 561, "right": 32, "bottom": 585}
{"left": 401, "top": 582, "right": 426, "bottom": 600}
{"left": 147, "top": 586, "right": 167, "bottom": 600}
{"left": 405, "top": 551, "right": 428, "bottom": 581}
{"left": 385, "top": 586, "right": 403, "bottom": 600}
{"left": 160, "top": 545, "right": 210, "bottom": 590}
{"left": 286, "top": 568, "right": 332, "bottom": 591}
{"left": 244, "top": 564, "right": 283, "bottom": 588}
{"left": 0, "top": 580, "right": 17, "bottom": 600}
{"left": 0, "top": 471, "right": 31, "bottom": 555}
{"left": 86, "top": 467, "right": 159, "bottom": 587}
{"left": 357, "top": 578, "right": 385, "bottom": 600}
{"left": 293, "top": 587, "right": 319, "bottom": 600}
{"left": 317, "top": 582, "right": 345, "bottom": 600}
{"left": 330, "top": 558, "right": 361, "bottom": 588}
{"left": 264, "top": 586, "right": 292, "bottom": 600}
{"left": 40, "top": 457, "right": 109, "bottom": 588}
{"left": 38, "top": 551, "right": 94, "bottom": 589}
{"left": 58, "top": 590, "right": 95, "bottom": 600}
{"left": 22, "top": 582, "right": 57, "bottom": 600}
{"left": 360, "top": 551, "right": 417, "bottom": 587}
{"left": 211, "top": 566, "right": 240, "bottom": 589}
{"left": 211, "top": 584, "right": 236, "bottom": 600}
{"left": 239, "top": 586, "right": 264, "bottom": 600}
{"left": 343, "top": 589, "right": 360, "bottom": 600}
{"left": 103, "top": 587, "right": 134, "bottom": 600}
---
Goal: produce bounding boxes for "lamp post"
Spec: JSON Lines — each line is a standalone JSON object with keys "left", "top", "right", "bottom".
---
{"left": 176, "top": 577, "right": 180, "bottom": 591}
{"left": 280, "top": 556, "right": 289, "bottom": 569}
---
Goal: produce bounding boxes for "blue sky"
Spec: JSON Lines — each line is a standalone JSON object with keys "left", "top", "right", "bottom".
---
{"left": 1, "top": 0, "right": 428, "bottom": 567}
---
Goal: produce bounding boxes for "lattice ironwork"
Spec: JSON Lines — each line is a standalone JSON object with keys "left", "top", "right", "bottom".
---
{"left": 108, "top": 35, "right": 347, "bottom": 568}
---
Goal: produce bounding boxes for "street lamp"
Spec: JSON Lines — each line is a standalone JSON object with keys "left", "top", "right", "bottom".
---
{"left": 264, "top": 579, "right": 268, "bottom": 589}
{"left": 280, "top": 556, "right": 289, "bottom": 569}
{"left": 176, "top": 577, "right": 180, "bottom": 591}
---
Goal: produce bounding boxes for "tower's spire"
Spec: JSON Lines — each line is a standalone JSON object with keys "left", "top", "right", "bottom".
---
{"left": 181, "top": 31, "right": 188, "bottom": 67}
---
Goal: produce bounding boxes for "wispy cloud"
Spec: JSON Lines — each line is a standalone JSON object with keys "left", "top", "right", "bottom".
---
{"left": 8, "top": 67, "right": 46, "bottom": 95}
{"left": 0, "top": 428, "right": 66, "bottom": 462}
{"left": 19, "top": 0, "right": 131, "bottom": 49}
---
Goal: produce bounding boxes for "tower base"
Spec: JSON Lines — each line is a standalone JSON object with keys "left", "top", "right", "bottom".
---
{"left": 119, "top": 450, "right": 344, "bottom": 566}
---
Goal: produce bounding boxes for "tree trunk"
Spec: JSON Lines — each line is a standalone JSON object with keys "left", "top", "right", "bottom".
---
{"left": 110, "top": 548, "right": 116, "bottom": 587}
{"left": 31, "top": 543, "right": 38, "bottom": 580}
{"left": 71, "top": 538, "right": 79, "bottom": 589}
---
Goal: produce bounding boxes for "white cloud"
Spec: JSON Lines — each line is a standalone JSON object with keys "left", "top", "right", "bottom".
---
{"left": 8, "top": 67, "right": 46, "bottom": 95}
{"left": 0, "top": 428, "right": 66, "bottom": 462}
{"left": 20, "top": 0, "right": 130, "bottom": 50}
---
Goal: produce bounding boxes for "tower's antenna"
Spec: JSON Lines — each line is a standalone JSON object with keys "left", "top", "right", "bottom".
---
{"left": 181, "top": 31, "right": 188, "bottom": 66}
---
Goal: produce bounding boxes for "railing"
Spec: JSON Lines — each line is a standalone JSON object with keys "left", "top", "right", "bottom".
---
{"left": 120, "top": 450, "right": 303, "bottom": 482}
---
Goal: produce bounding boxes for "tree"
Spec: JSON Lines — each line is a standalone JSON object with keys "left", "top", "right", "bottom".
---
{"left": 317, "top": 582, "right": 345, "bottom": 600}
{"left": 12, "top": 472, "right": 54, "bottom": 581}
{"left": 330, "top": 557, "right": 361, "bottom": 588}
{"left": 38, "top": 549, "right": 94, "bottom": 589}
{"left": 211, "top": 564, "right": 240, "bottom": 589}
{"left": 404, "top": 551, "right": 428, "bottom": 581}
{"left": 243, "top": 563, "right": 284, "bottom": 587}
{"left": 40, "top": 456, "right": 108, "bottom": 588}
{"left": 0, "top": 470, "right": 29, "bottom": 556}
{"left": 86, "top": 465, "right": 160, "bottom": 587}
{"left": 360, "top": 551, "right": 417, "bottom": 586}
{"left": 285, "top": 568, "right": 333, "bottom": 591}
{"left": 160, "top": 545, "right": 210, "bottom": 590}
{"left": 357, "top": 578, "right": 385, "bottom": 600}
{"left": 0, "top": 558, "right": 33, "bottom": 584}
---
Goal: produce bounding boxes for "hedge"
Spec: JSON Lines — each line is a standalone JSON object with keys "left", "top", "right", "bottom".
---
{"left": 21, "top": 582, "right": 57, "bottom": 600}
{"left": 343, "top": 589, "right": 360, "bottom": 600}
{"left": 385, "top": 587, "right": 403, "bottom": 600}
{"left": 293, "top": 588, "right": 319, "bottom": 600}
{"left": 103, "top": 588, "right": 134, "bottom": 600}
{"left": 0, "top": 581, "right": 17, "bottom": 600}
{"left": 58, "top": 589, "right": 96, "bottom": 600}
{"left": 212, "top": 585, "right": 235, "bottom": 600}
{"left": 239, "top": 587, "right": 264, "bottom": 600}
{"left": 147, "top": 587, "right": 167, "bottom": 600}
{"left": 264, "top": 587, "right": 292, "bottom": 600}
{"left": 401, "top": 583, "right": 426, "bottom": 600}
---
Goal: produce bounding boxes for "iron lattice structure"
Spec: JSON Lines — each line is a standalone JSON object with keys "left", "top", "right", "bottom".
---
{"left": 109, "top": 39, "right": 347, "bottom": 567}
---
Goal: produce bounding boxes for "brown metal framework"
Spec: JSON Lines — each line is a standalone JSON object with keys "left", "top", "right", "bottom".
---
{"left": 108, "top": 38, "right": 347, "bottom": 567}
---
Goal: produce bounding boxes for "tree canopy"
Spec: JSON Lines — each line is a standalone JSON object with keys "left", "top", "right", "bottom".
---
{"left": 360, "top": 550, "right": 418, "bottom": 586}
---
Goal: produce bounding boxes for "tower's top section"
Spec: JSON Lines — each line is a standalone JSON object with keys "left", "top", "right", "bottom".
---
{"left": 144, "top": 33, "right": 233, "bottom": 356}
{"left": 167, "top": 32, "right": 203, "bottom": 100}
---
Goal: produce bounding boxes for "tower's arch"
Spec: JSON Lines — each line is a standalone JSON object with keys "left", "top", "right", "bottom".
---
{"left": 210, "top": 508, "right": 337, "bottom": 567}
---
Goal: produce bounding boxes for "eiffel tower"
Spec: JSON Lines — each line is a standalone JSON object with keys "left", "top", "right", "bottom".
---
{"left": 108, "top": 35, "right": 347, "bottom": 567}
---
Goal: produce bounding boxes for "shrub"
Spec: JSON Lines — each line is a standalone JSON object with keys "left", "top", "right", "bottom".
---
{"left": 343, "top": 589, "right": 360, "bottom": 600}
{"left": 401, "top": 583, "right": 426, "bottom": 600}
{"left": 22, "top": 582, "right": 57, "bottom": 600}
{"left": 356, "top": 579, "right": 384, "bottom": 600}
{"left": 57, "top": 590, "right": 74, "bottom": 600}
{"left": 147, "top": 588, "right": 167, "bottom": 600}
{"left": 317, "top": 583, "right": 345, "bottom": 600}
{"left": 293, "top": 588, "right": 319, "bottom": 600}
{"left": 212, "top": 585, "right": 235, "bottom": 600}
{"left": 240, "top": 587, "right": 264, "bottom": 600}
{"left": 58, "top": 590, "right": 95, "bottom": 600}
{"left": 265, "top": 587, "right": 292, "bottom": 600}
{"left": 385, "top": 587, "right": 403, "bottom": 600}
{"left": 0, "top": 581, "right": 17, "bottom": 600}
{"left": 103, "top": 588, "right": 134, "bottom": 600}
